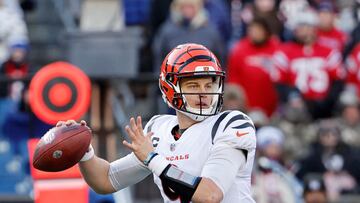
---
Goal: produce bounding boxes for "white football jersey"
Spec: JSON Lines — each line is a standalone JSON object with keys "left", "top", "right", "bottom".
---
{"left": 145, "top": 110, "right": 257, "bottom": 203}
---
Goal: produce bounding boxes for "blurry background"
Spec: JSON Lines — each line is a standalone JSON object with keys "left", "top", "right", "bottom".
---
{"left": 0, "top": 0, "right": 360, "bottom": 203}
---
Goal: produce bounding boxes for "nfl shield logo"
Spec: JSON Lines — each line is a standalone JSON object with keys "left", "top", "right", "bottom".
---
{"left": 170, "top": 143, "right": 176, "bottom": 151}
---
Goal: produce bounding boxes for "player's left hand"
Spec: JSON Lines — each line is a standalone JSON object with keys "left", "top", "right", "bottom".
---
{"left": 123, "top": 116, "right": 154, "bottom": 162}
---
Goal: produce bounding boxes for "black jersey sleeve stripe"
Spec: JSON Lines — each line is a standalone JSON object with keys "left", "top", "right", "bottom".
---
{"left": 241, "top": 149, "right": 248, "bottom": 160}
{"left": 211, "top": 111, "right": 231, "bottom": 144}
{"left": 222, "top": 114, "right": 249, "bottom": 132}
{"left": 146, "top": 115, "right": 163, "bottom": 133}
{"left": 231, "top": 122, "right": 255, "bottom": 130}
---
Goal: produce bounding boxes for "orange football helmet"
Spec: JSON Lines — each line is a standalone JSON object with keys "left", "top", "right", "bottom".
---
{"left": 159, "top": 43, "right": 225, "bottom": 121}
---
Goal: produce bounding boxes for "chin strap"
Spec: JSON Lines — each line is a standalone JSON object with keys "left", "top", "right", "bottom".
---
{"left": 181, "top": 110, "right": 209, "bottom": 121}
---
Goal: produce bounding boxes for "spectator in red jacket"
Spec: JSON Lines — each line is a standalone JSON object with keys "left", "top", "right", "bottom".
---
{"left": 227, "top": 18, "right": 280, "bottom": 117}
{"left": 0, "top": 45, "right": 29, "bottom": 100}
{"left": 273, "top": 9, "right": 345, "bottom": 119}
{"left": 316, "top": 1, "right": 348, "bottom": 52}
{"left": 345, "top": 42, "right": 360, "bottom": 99}
{"left": 240, "top": 0, "right": 285, "bottom": 40}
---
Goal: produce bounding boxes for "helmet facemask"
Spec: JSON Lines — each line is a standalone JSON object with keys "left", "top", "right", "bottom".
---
{"left": 170, "top": 73, "right": 224, "bottom": 121}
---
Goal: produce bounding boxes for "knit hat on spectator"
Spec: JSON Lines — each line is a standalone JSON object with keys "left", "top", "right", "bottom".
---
{"left": 292, "top": 9, "right": 318, "bottom": 29}
{"left": 256, "top": 126, "right": 285, "bottom": 149}
{"left": 317, "top": 1, "right": 336, "bottom": 13}
{"left": 339, "top": 87, "right": 359, "bottom": 107}
{"left": 248, "top": 109, "right": 269, "bottom": 128}
{"left": 317, "top": 119, "right": 341, "bottom": 138}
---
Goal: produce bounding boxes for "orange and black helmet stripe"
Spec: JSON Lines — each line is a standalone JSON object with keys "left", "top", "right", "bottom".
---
{"left": 168, "top": 48, "right": 207, "bottom": 72}
{"left": 177, "top": 55, "right": 217, "bottom": 72}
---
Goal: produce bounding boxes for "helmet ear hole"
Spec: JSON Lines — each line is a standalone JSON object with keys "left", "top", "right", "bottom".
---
{"left": 172, "top": 98, "right": 183, "bottom": 109}
{"left": 166, "top": 74, "right": 174, "bottom": 83}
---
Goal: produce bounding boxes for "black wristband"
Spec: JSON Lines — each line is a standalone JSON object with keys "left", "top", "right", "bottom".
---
{"left": 160, "top": 164, "right": 202, "bottom": 203}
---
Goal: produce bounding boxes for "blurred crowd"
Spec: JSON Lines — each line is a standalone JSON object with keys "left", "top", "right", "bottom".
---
{"left": 0, "top": 0, "right": 51, "bottom": 197}
{"left": 1, "top": 0, "right": 360, "bottom": 202}
{"left": 138, "top": 0, "right": 360, "bottom": 202}
{"left": 123, "top": 0, "right": 360, "bottom": 202}
{"left": 0, "top": 0, "right": 48, "bottom": 154}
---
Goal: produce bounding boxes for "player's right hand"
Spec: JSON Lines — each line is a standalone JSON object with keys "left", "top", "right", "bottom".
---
{"left": 123, "top": 116, "right": 154, "bottom": 163}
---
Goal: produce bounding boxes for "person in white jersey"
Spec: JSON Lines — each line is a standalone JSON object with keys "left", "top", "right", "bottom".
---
{"left": 57, "top": 43, "right": 257, "bottom": 203}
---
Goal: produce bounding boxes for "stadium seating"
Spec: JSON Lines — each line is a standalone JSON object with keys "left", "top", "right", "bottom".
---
{"left": 0, "top": 139, "right": 32, "bottom": 195}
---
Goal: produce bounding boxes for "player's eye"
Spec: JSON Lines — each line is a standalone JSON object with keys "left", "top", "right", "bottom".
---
{"left": 205, "top": 84, "right": 213, "bottom": 89}
{"left": 186, "top": 84, "right": 199, "bottom": 89}
{"left": 189, "top": 86, "right": 198, "bottom": 90}
{"left": 205, "top": 83, "right": 215, "bottom": 91}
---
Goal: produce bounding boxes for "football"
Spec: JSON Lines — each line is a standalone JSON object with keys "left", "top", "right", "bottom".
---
{"left": 33, "top": 123, "right": 92, "bottom": 172}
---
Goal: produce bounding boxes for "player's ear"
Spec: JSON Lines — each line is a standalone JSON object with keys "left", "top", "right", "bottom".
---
{"left": 80, "top": 120, "right": 87, "bottom": 126}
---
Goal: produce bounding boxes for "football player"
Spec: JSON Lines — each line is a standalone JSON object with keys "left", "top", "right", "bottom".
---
{"left": 58, "top": 43, "right": 256, "bottom": 203}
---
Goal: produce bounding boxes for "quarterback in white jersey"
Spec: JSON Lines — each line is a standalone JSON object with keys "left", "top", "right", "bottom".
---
{"left": 57, "top": 43, "right": 256, "bottom": 203}
{"left": 143, "top": 111, "right": 256, "bottom": 203}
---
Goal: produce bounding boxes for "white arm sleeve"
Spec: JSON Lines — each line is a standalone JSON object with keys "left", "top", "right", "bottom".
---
{"left": 108, "top": 152, "right": 151, "bottom": 191}
{"left": 108, "top": 115, "right": 164, "bottom": 191}
{"left": 202, "top": 111, "right": 256, "bottom": 195}
{"left": 200, "top": 143, "right": 246, "bottom": 195}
